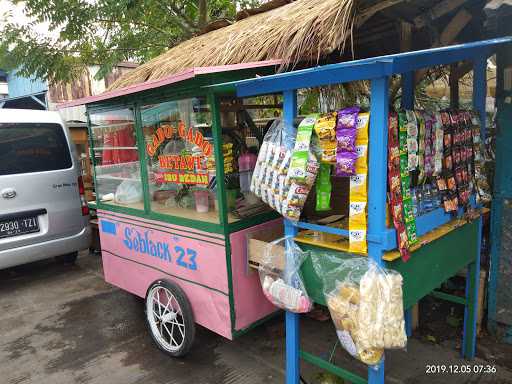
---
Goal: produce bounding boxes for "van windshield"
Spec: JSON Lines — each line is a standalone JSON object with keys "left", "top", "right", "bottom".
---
{"left": 0, "top": 123, "right": 72, "bottom": 175}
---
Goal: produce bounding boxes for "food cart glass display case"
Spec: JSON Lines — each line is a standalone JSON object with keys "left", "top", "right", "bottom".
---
{"left": 64, "top": 62, "right": 289, "bottom": 357}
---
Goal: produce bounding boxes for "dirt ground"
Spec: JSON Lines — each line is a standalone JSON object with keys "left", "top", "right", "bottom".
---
{"left": 0, "top": 251, "right": 511, "bottom": 384}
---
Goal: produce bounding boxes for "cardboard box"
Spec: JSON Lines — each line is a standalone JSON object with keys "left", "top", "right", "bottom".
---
{"left": 247, "top": 225, "right": 284, "bottom": 270}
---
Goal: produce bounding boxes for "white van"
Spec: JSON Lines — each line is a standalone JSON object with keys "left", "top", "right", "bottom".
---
{"left": 0, "top": 109, "right": 91, "bottom": 268}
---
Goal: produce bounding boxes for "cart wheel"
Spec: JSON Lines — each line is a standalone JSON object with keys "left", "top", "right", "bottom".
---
{"left": 145, "top": 280, "right": 195, "bottom": 357}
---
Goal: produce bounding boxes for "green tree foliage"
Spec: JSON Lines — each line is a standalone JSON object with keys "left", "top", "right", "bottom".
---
{"left": 0, "top": 0, "right": 261, "bottom": 83}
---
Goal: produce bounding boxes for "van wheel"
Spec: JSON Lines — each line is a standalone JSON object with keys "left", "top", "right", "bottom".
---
{"left": 55, "top": 252, "right": 78, "bottom": 264}
{"left": 145, "top": 280, "right": 195, "bottom": 357}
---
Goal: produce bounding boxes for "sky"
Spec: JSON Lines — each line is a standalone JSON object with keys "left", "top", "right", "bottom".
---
{"left": 0, "top": 0, "right": 55, "bottom": 37}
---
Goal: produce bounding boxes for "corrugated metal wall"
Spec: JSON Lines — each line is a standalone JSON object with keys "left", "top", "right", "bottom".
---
{"left": 6, "top": 70, "right": 47, "bottom": 98}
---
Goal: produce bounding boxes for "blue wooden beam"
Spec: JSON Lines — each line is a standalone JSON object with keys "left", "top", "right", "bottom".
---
{"left": 230, "top": 37, "right": 512, "bottom": 99}
{"left": 236, "top": 61, "right": 391, "bottom": 97}
{"left": 283, "top": 89, "right": 301, "bottom": 384}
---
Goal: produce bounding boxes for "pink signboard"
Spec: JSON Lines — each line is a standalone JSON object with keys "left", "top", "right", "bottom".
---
{"left": 97, "top": 210, "right": 233, "bottom": 339}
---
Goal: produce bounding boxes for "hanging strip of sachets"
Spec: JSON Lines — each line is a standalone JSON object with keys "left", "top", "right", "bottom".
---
{"left": 469, "top": 111, "right": 492, "bottom": 203}
{"left": 398, "top": 111, "right": 418, "bottom": 245}
{"left": 416, "top": 111, "right": 426, "bottom": 184}
{"left": 348, "top": 112, "right": 370, "bottom": 254}
{"left": 388, "top": 112, "right": 410, "bottom": 261}
{"left": 436, "top": 111, "right": 459, "bottom": 212}
{"left": 453, "top": 111, "right": 472, "bottom": 209}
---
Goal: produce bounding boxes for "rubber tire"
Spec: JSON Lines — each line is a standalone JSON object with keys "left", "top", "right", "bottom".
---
{"left": 145, "top": 279, "right": 195, "bottom": 357}
{"left": 55, "top": 252, "right": 78, "bottom": 264}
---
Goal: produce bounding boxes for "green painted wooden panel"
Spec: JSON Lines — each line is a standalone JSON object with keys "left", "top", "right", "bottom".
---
{"left": 299, "top": 221, "right": 478, "bottom": 308}
{"left": 388, "top": 220, "right": 478, "bottom": 309}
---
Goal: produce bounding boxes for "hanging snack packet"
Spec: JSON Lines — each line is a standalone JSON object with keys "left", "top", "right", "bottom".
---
{"left": 316, "top": 163, "right": 332, "bottom": 211}
{"left": 289, "top": 115, "right": 317, "bottom": 182}
{"left": 416, "top": 111, "right": 426, "bottom": 183}
{"left": 356, "top": 112, "right": 370, "bottom": 143}
{"left": 405, "top": 110, "right": 419, "bottom": 171}
{"left": 314, "top": 113, "right": 337, "bottom": 163}
{"left": 335, "top": 107, "right": 360, "bottom": 176}
{"left": 350, "top": 174, "right": 367, "bottom": 202}
{"left": 355, "top": 144, "right": 368, "bottom": 173}
{"left": 388, "top": 113, "right": 410, "bottom": 261}
{"left": 282, "top": 153, "right": 320, "bottom": 221}
{"left": 336, "top": 151, "right": 358, "bottom": 177}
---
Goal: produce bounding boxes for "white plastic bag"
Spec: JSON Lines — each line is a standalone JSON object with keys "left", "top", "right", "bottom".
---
{"left": 115, "top": 179, "right": 143, "bottom": 204}
{"left": 258, "top": 236, "right": 313, "bottom": 313}
{"left": 312, "top": 254, "right": 407, "bottom": 366}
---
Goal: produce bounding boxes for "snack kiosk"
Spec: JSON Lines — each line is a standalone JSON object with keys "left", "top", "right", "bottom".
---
{"left": 222, "top": 37, "right": 512, "bottom": 383}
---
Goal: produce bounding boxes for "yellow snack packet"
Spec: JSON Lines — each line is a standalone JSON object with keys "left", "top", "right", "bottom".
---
{"left": 354, "top": 144, "right": 368, "bottom": 173}
{"left": 349, "top": 174, "right": 367, "bottom": 202}
{"left": 320, "top": 141, "right": 337, "bottom": 163}
{"left": 349, "top": 202, "right": 367, "bottom": 228}
{"left": 314, "top": 113, "right": 337, "bottom": 141}
{"left": 348, "top": 228, "right": 367, "bottom": 254}
{"left": 356, "top": 112, "right": 370, "bottom": 144}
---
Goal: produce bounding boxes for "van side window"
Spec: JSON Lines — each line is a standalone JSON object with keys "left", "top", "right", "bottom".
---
{"left": 0, "top": 123, "right": 72, "bottom": 175}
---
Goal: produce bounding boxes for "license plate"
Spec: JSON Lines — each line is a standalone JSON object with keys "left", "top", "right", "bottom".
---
{"left": 0, "top": 216, "right": 39, "bottom": 239}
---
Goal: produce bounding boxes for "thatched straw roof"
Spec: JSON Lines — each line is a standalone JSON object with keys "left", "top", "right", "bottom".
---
{"left": 108, "top": 0, "right": 355, "bottom": 91}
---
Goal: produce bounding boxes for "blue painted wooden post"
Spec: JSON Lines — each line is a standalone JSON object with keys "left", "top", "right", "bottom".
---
{"left": 461, "top": 216, "right": 482, "bottom": 358}
{"left": 473, "top": 56, "right": 487, "bottom": 140}
{"left": 283, "top": 89, "right": 300, "bottom": 384}
{"left": 367, "top": 76, "right": 389, "bottom": 384}
{"left": 401, "top": 70, "right": 414, "bottom": 337}
{"left": 460, "top": 55, "right": 487, "bottom": 357}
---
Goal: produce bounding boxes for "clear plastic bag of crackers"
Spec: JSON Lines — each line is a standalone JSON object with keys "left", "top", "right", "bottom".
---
{"left": 259, "top": 236, "right": 313, "bottom": 313}
{"left": 311, "top": 254, "right": 407, "bottom": 367}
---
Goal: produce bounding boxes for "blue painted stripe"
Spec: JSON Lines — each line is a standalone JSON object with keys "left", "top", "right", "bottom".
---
{"left": 101, "top": 220, "right": 117, "bottom": 235}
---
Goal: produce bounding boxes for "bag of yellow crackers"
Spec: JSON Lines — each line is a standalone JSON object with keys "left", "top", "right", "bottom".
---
{"left": 312, "top": 254, "right": 407, "bottom": 367}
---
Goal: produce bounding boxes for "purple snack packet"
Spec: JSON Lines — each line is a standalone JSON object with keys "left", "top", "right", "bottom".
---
{"left": 336, "top": 106, "right": 360, "bottom": 130}
{"left": 335, "top": 151, "right": 358, "bottom": 177}
{"left": 336, "top": 128, "right": 357, "bottom": 152}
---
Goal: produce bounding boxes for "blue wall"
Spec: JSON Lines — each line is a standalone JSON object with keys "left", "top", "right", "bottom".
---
{"left": 6, "top": 70, "right": 47, "bottom": 98}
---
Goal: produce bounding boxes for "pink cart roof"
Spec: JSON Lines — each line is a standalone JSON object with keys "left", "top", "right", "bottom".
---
{"left": 57, "top": 60, "right": 282, "bottom": 109}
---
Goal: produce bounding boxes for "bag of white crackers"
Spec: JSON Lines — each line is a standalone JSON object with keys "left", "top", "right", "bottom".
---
{"left": 312, "top": 254, "right": 407, "bottom": 367}
{"left": 259, "top": 236, "right": 313, "bottom": 313}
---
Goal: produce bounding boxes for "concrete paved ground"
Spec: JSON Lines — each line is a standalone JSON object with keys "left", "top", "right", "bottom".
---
{"left": 0, "top": 251, "right": 511, "bottom": 384}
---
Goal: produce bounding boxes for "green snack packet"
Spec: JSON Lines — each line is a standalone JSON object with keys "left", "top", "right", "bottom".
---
{"left": 400, "top": 156, "right": 409, "bottom": 178}
{"left": 406, "top": 221, "right": 418, "bottom": 244}
{"left": 289, "top": 115, "right": 318, "bottom": 182}
{"left": 316, "top": 163, "right": 332, "bottom": 211}
{"left": 402, "top": 198, "right": 415, "bottom": 222}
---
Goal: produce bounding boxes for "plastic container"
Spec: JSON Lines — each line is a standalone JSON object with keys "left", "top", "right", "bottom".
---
{"left": 238, "top": 153, "right": 257, "bottom": 193}
{"left": 194, "top": 190, "right": 210, "bottom": 213}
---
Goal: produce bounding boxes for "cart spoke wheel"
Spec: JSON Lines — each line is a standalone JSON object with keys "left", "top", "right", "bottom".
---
{"left": 145, "top": 280, "right": 195, "bottom": 357}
